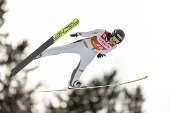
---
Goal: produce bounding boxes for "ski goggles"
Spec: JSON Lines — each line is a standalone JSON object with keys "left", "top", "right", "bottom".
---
{"left": 112, "top": 36, "right": 121, "bottom": 44}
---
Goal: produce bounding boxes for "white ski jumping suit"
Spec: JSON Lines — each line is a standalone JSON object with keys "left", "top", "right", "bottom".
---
{"left": 39, "top": 29, "right": 117, "bottom": 86}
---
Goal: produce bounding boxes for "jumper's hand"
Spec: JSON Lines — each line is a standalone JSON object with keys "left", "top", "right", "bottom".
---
{"left": 70, "top": 33, "right": 78, "bottom": 37}
{"left": 97, "top": 53, "right": 106, "bottom": 58}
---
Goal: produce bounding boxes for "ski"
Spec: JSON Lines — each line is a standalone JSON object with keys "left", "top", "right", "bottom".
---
{"left": 11, "top": 18, "right": 79, "bottom": 76}
{"left": 39, "top": 76, "right": 148, "bottom": 92}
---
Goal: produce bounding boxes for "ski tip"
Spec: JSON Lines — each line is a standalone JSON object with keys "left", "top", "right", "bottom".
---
{"left": 74, "top": 18, "right": 79, "bottom": 21}
{"left": 143, "top": 76, "right": 148, "bottom": 79}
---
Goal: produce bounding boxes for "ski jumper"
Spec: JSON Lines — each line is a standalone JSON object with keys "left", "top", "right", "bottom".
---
{"left": 39, "top": 29, "right": 117, "bottom": 86}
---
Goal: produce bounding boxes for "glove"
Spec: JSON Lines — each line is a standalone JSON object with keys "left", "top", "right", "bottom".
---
{"left": 70, "top": 33, "right": 78, "bottom": 37}
{"left": 97, "top": 53, "right": 106, "bottom": 58}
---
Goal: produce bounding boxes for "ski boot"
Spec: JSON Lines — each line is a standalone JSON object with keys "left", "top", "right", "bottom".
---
{"left": 68, "top": 80, "right": 86, "bottom": 89}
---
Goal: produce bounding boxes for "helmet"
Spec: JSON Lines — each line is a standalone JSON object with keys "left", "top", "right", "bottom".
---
{"left": 111, "top": 29, "right": 125, "bottom": 44}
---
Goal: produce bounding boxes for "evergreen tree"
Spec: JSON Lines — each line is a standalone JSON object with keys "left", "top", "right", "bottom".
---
{"left": 0, "top": 0, "right": 42, "bottom": 113}
{"left": 45, "top": 71, "right": 145, "bottom": 113}
{"left": 120, "top": 86, "right": 145, "bottom": 113}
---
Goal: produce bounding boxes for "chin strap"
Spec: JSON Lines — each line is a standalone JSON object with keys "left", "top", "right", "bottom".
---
{"left": 106, "top": 32, "right": 111, "bottom": 42}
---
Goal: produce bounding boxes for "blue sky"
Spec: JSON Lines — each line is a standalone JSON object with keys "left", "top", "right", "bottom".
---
{"left": 3, "top": 0, "right": 170, "bottom": 112}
